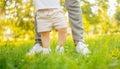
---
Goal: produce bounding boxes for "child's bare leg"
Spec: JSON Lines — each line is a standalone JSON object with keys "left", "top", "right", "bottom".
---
{"left": 56, "top": 28, "right": 67, "bottom": 54}
{"left": 58, "top": 28, "right": 67, "bottom": 46}
{"left": 40, "top": 31, "right": 51, "bottom": 54}
{"left": 40, "top": 31, "right": 50, "bottom": 48}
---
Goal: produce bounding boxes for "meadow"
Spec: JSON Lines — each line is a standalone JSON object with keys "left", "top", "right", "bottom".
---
{"left": 0, "top": 34, "right": 120, "bottom": 69}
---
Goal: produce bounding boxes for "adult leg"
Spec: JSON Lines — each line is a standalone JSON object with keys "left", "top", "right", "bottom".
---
{"left": 65, "top": 0, "right": 84, "bottom": 45}
{"left": 65, "top": 0, "right": 90, "bottom": 55}
{"left": 34, "top": 13, "right": 42, "bottom": 45}
{"left": 27, "top": 13, "right": 43, "bottom": 55}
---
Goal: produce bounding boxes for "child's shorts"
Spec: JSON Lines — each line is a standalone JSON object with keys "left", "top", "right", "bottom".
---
{"left": 36, "top": 9, "right": 67, "bottom": 33}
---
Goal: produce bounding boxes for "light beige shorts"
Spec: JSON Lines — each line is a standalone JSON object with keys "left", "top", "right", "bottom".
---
{"left": 36, "top": 9, "right": 67, "bottom": 33}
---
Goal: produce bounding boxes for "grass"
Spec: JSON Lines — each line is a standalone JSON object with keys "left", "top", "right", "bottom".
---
{"left": 0, "top": 34, "right": 120, "bottom": 69}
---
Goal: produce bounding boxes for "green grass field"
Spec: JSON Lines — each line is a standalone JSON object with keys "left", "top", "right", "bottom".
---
{"left": 0, "top": 34, "right": 120, "bottom": 69}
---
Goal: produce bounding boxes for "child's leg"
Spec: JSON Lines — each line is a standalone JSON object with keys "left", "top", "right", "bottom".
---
{"left": 58, "top": 28, "right": 67, "bottom": 46}
{"left": 40, "top": 31, "right": 50, "bottom": 48}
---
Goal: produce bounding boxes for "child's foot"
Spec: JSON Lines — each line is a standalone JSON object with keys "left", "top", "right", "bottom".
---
{"left": 42, "top": 48, "right": 51, "bottom": 55}
{"left": 56, "top": 45, "right": 64, "bottom": 54}
{"left": 27, "top": 43, "right": 42, "bottom": 55}
{"left": 76, "top": 42, "right": 91, "bottom": 55}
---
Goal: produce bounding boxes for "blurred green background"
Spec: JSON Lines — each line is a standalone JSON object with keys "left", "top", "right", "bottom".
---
{"left": 0, "top": 0, "right": 120, "bottom": 69}
{"left": 0, "top": 0, "right": 120, "bottom": 41}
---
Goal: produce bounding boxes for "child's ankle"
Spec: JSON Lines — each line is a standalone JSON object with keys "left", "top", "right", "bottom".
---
{"left": 58, "top": 45, "right": 64, "bottom": 47}
{"left": 42, "top": 46, "right": 50, "bottom": 48}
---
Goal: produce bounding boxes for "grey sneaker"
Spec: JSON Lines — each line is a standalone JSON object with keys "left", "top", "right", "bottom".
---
{"left": 27, "top": 43, "right": 42, "bottom": 55}
{"left": 76, "top": 42, "right": 91, "bottom": 55}
{"left": 56, "top": 45, "right": 64, "bottom": 54}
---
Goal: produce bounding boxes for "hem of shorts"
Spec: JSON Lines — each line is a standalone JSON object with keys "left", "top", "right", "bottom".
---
{"left": 55, "top": 26, "right": 67, "bottom": 30}
{"left": 38, "top": 29, "right": 51, "bottom": 33}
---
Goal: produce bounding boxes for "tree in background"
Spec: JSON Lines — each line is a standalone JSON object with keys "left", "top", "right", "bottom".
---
{"left": 114, "top": 6, "right": 120, "bottom": 33}
{"left": 0, "top": 0, "right": 120, "bottom": 41}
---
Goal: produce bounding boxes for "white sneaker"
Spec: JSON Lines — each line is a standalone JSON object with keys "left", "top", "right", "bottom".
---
{"left": 27, "top": 43, "right": 42, "bottom": 55}
{"left": 76, "top": 42, "right": 91, "bottom": 55}
{"left": 42, "top": 48, "right": 51, "bottom": 55}
{"left": 56, "top": 45, "right": 64, "bottom": 54}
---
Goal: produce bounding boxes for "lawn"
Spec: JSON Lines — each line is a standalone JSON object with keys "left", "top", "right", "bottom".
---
{"left": 0, "top": 34, "right": 120, "bottom": 69}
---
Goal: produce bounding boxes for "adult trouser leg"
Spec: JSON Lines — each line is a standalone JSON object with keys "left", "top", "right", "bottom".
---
{"left": 65, "top": 0, "right": 84, "bottom": 45}
{"left": 34, "top": 13, "right": 42, "bottom": 45}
